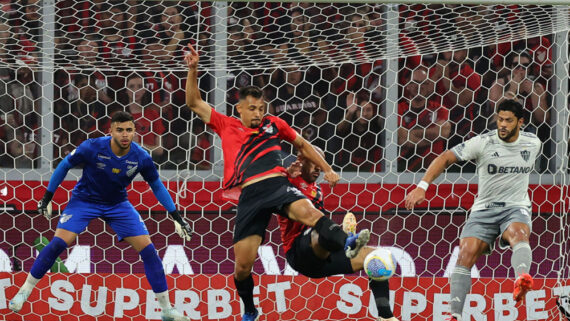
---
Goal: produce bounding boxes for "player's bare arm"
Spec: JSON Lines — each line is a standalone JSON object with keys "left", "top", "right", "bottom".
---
{"left": 404, "top": 150, "right": 457, "bottom": 210}
{"left": 292, "top": 135, "right": 339, "bottom": 187}
{"left": 184, "top": 43, "right": 212, "bottom": 123}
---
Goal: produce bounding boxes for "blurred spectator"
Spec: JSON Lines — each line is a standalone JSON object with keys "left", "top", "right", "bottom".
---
{"left": 188, "top": 119, "right": 212, "bottom": 170}
{"left": 431, "top": 49, "right": 482, "bottom": 148}
{"left": 287, "top": 7, "right": 312, "bottom": 64}
{"left": 60, "top": 73, "right": 109, "bottom": 149}
{"left": 335, "top": 90, "right": 383, "bottom": 172}
{"left": 119, "top": 73, "right": 166, "bottom": 162}
{"left": 398, "top": 66, "right": 451, "bottom": 171}
{"left": 488, "top": 50, "right": 549, "bottom": 132}
{"left": 1, "top": 63, "right": 40, "bottom": 167}
{"left": 12, "top": 0, "right": 41, "bottom": 60}
{"left": 269, "top": 67, "right": 321, "bottom": 131}
{"left": 1, "top": 131, "right": 38, "bottom": 168}
{"left": 97, "top": 2, "right": 137, "bottom": 68}
{"left": 525, "top": 36, "right": 553, "bottom": 87}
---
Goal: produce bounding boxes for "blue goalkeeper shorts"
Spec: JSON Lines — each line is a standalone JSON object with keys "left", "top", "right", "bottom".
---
{"left": 58, "top": 197, "right": 149, "bottom": 241}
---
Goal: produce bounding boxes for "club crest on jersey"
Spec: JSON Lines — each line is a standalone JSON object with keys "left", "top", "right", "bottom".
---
{"left": 262, "top": 123, "right": 274, "bottom": 134}
{"left": 520, "top": 150, "right": 530, "bottom": 161}
{"left": 60, "top": 213, "right": 72, "bottom": 224}
{"left": 112, "top": 168, "right": 121, "bottom": 174}
{"left": 126, "top": 165, "right": 138, "bottom": 177}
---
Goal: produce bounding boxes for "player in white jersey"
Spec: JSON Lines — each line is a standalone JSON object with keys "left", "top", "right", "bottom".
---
{"left": 404, "top": 99, "right": 541, "bottom": 321}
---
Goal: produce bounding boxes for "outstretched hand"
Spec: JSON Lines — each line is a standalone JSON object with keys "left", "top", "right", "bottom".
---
{"left": 169, "top": 210, "right": 193, "bottom": 241}
{"left": 287, "top": 160, "right": 302, "bottom": 178}
{"left": 37, "top": 198, "right": 53, "bottom": 220}
{"left": 323, "top": 170, "right": 339, "bottom": 188}
{"left": 184, "top": 43, "right": 199, "bottom": 69}
{"left": 404, "top": 187, "right": 426, "bottom": 210}
{"left": 174, "top": 219, "right": 193, "bottom": 241}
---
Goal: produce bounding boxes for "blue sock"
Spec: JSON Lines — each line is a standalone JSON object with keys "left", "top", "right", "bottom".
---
{"left": 140, "top": 243, "right": 168, "bottom": 293}
{"left": 30, "top": 237, "right": 67, "bottom": 279}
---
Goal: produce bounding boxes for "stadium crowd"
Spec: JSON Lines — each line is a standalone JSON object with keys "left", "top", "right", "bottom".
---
{"left": 0, "top": 1, "right": 557, "bottom": 173}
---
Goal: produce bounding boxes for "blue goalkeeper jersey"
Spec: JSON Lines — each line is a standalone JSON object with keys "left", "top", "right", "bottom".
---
{"left": 66, "top": 136, "right": 159, "bottom": 204}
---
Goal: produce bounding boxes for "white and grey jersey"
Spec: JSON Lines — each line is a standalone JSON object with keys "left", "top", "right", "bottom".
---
{"left": 451, "top": 130, "right": 541, "bottom": 211}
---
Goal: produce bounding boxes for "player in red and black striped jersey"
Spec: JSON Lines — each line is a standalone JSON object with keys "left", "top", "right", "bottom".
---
{"left": 279, "top": 148, "right": 398, "bottom": 321}
{"left": 184, "top": 44, "right": 370, "bottom": 321}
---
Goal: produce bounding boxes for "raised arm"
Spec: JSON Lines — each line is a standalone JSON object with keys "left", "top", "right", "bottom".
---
{"left": 292, "top": 135, "right": 339, "bottom": 187}
{"left": 184, "top": 44, "right": 212, "bottom": 123}
{"left": 404, "top": 150, "right": 458, "bottom": 210}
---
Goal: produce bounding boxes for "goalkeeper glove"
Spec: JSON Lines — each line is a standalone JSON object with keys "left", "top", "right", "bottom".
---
{"left": 37, "top": 191, "right": 54, "bottom": 220}
{"left": 169, "top": 210, "right": 192, "bottom": 241}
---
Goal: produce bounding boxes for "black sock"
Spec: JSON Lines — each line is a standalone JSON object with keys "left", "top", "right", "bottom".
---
{"left": 369, "top": 279, "right": 394, "bottom": 319}
{"left": 314, "top": 216, "right": 347, "bottom": 252}
{"left": 234, "top": 274, "right": 256, "bottom": 313}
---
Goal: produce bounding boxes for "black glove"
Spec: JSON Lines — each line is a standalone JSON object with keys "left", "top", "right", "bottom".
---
{"left": 169, "top": 210, "right": 192, "bottom": 241}
{"left": 37, "top": 191, "right": 54, "bottom": 219}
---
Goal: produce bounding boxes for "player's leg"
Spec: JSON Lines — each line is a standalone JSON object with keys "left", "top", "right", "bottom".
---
{"left": 9, "top": 228, "right": 78, "bottom": 312}
{"left": 346, "top": 212, "right": 398, "bottom": 321}
{"left": 10, "top": 196, "right": 93, "bottom": 313}
{"left": 123, "top": 235, "right": 189, "bottom": 321}
{"left": 286, "top": 199, "right": 369, "bottom": 257}
{"left": 109, "top": 201, "right": 189, "bottom": 321}
{"left": 449, "top": 237, "right": 489, "bottom": 321}
{"left": 502, "top": 218, "right": 533, "bottom": 302}
{"left": 233, "top": 234, "right": 262, "bottom": 321}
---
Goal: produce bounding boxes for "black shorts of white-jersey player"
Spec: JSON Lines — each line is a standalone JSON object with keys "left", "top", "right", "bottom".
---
{"left": 184, "top": 44, "right": 370, "bottom": 321}
{"left": 405, "top": 99, "right": 541, "bottom": 321}
{"left": 284, "top": 149, "right": 398, "bottom": 321}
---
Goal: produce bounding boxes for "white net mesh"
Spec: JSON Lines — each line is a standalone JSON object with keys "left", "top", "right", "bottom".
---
{"left": 0, "top": 1, "right": 568, "bottom": 320}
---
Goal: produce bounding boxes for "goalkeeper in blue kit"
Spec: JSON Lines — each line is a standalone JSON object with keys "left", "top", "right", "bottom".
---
{"left": 9, "top": 111, "right": 192, "bottom": 321}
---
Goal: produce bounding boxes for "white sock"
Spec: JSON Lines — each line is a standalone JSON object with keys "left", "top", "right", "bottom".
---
{"left": 21, "top": 274, "right": 40, "bottom": 293}
{"left": 155, "top": 291, "right": 172, "bottom": 310}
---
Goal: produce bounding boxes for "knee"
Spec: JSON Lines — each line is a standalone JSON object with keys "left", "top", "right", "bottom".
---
{"left": 234, "top": 261, "right": 253, "bottom": 281}
{"left": 293, "top": 207, "right": 323, "bottom": 227}
{"left": 507, "top": 229, "right": 530, "bottom": 245}
{"left": 457, "top": 245, "right": 482, "bottom": 268}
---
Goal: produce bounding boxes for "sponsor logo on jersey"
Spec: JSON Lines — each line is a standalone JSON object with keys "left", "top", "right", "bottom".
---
{"left": 125, "top": 160, "right": 138, "bottom": 165}
{"left": 491, "top": 152, "right": 500, "bottom": 158}
{"left": 126, "top": 165, "right": 138, "bottom": 177}
{"left": 97, "top": 154, "right": 111, "bottom": 160}
{"left": 487, "top": 164, "right": 531, "bottom": 174}
{"left": 286, "top": 186, "right": 304, "bottom": 197}
{"left": 485, "top": 202, "right": 505, "bottom": 208}
{"left": 59, "top": 213, "right": 73, "bottom": 224}
{"left": 520, "top": 150, "right": 530, "bottom": 161}
{"left": 96, "top": 162, "right": 106, "bottom": 169}
{"left": 112, "top": 168, "right": 121, "bottom": 174}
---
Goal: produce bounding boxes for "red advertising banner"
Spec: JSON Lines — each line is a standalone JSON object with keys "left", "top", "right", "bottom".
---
{"left": 0, "top": 272, "right": 568, "bottom": 321}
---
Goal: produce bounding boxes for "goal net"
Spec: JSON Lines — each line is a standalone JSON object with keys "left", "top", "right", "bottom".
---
{"left": 0, "top": 1, "right": 568, "bottom": 320}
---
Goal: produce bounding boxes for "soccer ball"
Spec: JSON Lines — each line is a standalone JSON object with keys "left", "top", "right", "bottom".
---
{"left": 364, "top": 248, "right": 397, "bottom": 281}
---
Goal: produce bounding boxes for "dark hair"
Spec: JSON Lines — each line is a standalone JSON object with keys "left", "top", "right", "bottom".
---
{"left": 111, "top": 111, "right": 134, "bottom": 124}
{"left": 497, "top": 99, "right": 524, "bottom": 120}
{"left": 239, "top": 86, "right": 263, "bottom": 100}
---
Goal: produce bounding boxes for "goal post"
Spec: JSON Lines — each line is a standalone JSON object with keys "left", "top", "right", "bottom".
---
{"left": 0, "top": 1, "right": 568, "bottom": 320}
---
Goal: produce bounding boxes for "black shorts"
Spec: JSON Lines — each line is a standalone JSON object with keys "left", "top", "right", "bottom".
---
{"left": 286, "top": 227, "right": 354, "bottom": 278}
{"left": 233, "top": 176, "right": 306, "bottom": 244}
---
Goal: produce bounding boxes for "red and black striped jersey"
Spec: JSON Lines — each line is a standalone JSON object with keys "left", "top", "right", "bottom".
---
{"left": 207, "top": 109, "right": 298, "bottom": 189}
{"left": 278, "top": 175, "right": 324, "bottom": 254}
